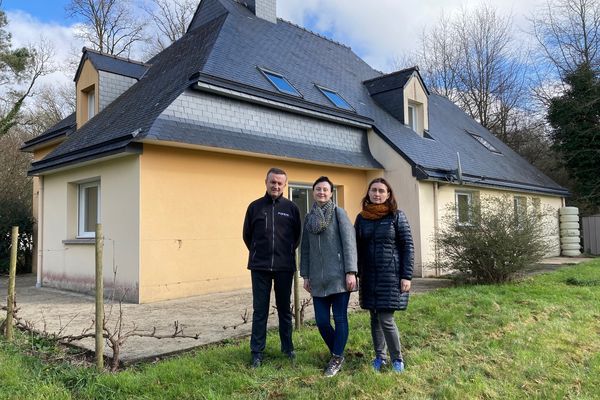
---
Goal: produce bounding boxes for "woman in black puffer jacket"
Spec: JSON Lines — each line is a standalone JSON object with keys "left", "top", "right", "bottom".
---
{"left": 355, "top": 177, "right": 414, "bottom": 373}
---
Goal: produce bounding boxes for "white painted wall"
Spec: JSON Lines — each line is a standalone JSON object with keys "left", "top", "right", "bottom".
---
{"left": 41, "top": 156, "right": 140, "bottom": 302}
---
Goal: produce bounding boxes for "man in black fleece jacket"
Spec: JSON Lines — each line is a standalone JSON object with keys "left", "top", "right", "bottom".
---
{"left": 243, "top": 167, "right": 301, "bottom": 368}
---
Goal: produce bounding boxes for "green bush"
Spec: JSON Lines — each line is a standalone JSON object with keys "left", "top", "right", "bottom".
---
{"left": 436, "top": 195, "right": 553, "bottom": 283}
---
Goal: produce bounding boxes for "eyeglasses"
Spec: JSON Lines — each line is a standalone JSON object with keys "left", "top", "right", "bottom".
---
{"left": 369, "top": 187, "right": 387, "bottom": 194}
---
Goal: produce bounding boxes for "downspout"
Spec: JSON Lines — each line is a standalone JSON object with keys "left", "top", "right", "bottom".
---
{"left": 433, "top": 181, "right": 440, "bottom": 276}
{"left": 36, "top": 176, "right": 44, "bottom": 288}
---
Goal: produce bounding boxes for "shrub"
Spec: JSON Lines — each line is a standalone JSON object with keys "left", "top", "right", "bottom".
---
{"left": 436, "top": 195, "right": 553, "bottom": 283}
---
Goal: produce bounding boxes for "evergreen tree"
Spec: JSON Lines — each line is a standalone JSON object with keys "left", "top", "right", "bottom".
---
{"left": 547, "top": 63, "right": 600, "bottom": 213}
{"left": 0, "top": 3, "right": 33, "bottom": 136}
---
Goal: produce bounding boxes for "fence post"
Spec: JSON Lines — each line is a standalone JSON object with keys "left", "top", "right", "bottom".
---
{"left": 5, "top": 226, "right": 18, "bottom": 341}
{"left": 95, "top": 223, "right": 104, "bottom": 371}
{"left": 293, "top": 270, "right": 301, "bottom": 330}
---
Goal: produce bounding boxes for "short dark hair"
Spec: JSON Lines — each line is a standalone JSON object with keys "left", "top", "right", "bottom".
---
{"left": 266, "top": 167, "right": 287, "bottom": 180}
{"left": 361, "top": 177, "right": 398, "bottom": 212}
{"left": 312, "top": 176, "right": 334, "bottom": 191}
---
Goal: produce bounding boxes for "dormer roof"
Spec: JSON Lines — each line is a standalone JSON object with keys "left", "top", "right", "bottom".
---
{"left": 364, "top": 67, "right": 429, "bottom": 96}
{"left": 73, "top": 47, "right": 150, "bottom": 82}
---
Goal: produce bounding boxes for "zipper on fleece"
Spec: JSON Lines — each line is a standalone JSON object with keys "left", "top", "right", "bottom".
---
{"left": 271, "top": 201, "right": 275, "bottom": 271}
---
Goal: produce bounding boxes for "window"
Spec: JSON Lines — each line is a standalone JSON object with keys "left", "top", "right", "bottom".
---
{"left": 455, "top": 191, "right": 475, "bottom": 225}
{"left": 468, "top": 131, "right": 502, "bottom": 154}
{"left": 532, "top": 197, "right": 541, "bottom": 220}
{"left": 87, "top": 89, "right": 95, "bottom": 119}
{"left": 407, "top": 104, "right": 417, "bottom": 131}
{"left": 289, "top": 184, "right": 337, "bottom": 220}
{"left": 259, "top": 68, "right": 301, "bottom": 96}
{"left": 78, "top": 181, "right": 100, "bottom": 237}
{"left": 514, "top": 196, "right": 527, "bottom": 225}
{"left": 316, "top": 86, "right": 353, "bottom": 111}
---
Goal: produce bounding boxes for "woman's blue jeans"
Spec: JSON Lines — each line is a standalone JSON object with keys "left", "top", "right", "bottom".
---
{"left": 312, "top": 291, "right": 351, "bottom": 357}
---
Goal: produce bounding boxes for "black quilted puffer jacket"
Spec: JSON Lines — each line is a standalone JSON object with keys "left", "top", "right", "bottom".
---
{"left": 355, "top": 211, "right": 414, "bottom": 310}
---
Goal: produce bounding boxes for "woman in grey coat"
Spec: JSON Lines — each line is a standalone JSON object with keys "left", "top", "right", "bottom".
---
{"left": 300, "top": 176, "right": 358, "bottom": 377}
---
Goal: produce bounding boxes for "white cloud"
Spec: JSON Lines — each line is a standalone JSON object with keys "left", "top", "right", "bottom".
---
{"left": 6, "top": 10, "right": 86, "bottom": 87}
{"left": 279, "top": 0, "right": 541, "bottom": 72}
{"left": 4, "top": 0, "right": 545, "bottom": 86}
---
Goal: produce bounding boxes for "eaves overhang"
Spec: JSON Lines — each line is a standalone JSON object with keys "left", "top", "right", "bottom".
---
{"left": 21, "top": 119, "right": 76, "bottom": 152}
{"left": 28, "top": 134, "right": 142, "bottom": 176}
{"left": 414, "top": 166, "right": 570, "bottom": 197}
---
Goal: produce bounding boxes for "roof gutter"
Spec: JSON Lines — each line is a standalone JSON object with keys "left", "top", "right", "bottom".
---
{"left": 28, "top": 134, "right": 142, "bottom": 176}
{"left": 414, "top": 166, "right": 570, "bottom": 197}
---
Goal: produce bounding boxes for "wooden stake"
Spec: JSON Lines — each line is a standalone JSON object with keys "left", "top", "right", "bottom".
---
{"left": 5, "top": 226, "right": 18, "bottom": 341}
{"left": 95, "top": 223, "right": 104, "bottom": 371}
{"left": 293, "top": 270, "right": 301, "bottom": 330}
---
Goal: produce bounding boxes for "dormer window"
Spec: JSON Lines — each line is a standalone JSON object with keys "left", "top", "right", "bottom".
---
{"left": 406, "top": 101, "right": 424, "bottom": 134}
{"left": 87, "top": 89, "right": 96, "bottom": 119}
{"left": 78, "top": 84, "right": 97, "bottom": 127}
{"left": 259, "top": 68, "right": 301, "bottom": 96}
{"left": 316, "top": 85, "right": 354, "bottom": 111}
{"left": 407, "top": 104, "right": 417, "bottom": 131}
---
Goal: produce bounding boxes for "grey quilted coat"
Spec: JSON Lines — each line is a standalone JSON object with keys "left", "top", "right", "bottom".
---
{"left": 300, "top": 207, "right": 358, "bottom": 297}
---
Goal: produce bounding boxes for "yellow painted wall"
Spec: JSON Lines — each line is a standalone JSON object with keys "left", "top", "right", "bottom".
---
{"left": 419, "top": 182, "right": 563, "bottom": 275}
{"left": 76, "top": 59, "right": 99, "bottom": 128}
{"left": 41, "top": 156, "right": 140, "bottom": 301}
{"left": 404, "top": 75, "right": 429, "bottom": 133}
{"left": 139, "top": 144, "right": 372, "bottom": 302}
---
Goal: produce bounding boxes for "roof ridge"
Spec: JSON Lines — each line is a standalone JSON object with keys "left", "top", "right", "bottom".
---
{"left": 276, "top": 18, "right": 352, "bottom": 50}
{"left": 226, "top": 0, "right": 351, "bottom": 50}
{"left": 363, "top": 66, "right": 419, "bottom": 83}
{"left": 82, "top": 47, "right": 151, "bottom": 67}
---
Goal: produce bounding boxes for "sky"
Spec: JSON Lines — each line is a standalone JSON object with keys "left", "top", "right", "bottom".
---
{"left": 2, "top": 0, "right": 544, "bottom": 87}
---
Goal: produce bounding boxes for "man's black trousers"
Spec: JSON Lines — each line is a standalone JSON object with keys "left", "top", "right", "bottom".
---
{"left": 250, "top": 270, "right": 294, "bottom": 357}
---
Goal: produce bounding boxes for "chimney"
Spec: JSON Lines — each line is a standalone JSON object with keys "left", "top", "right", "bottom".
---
{"left": 246, "top": 0, "right": 277, "bottom": 24}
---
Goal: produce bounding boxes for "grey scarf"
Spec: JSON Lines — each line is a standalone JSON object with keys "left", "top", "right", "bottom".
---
{"left": 306, "top": 200, "right": 335, "bottom": 234}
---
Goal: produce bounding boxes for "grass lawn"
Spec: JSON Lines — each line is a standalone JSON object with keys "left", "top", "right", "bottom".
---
{"left": 1, "top": 260, "right": 599, "bottom": 399}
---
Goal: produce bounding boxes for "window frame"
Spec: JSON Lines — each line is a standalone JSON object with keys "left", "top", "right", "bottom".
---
{"left": 455, "top": 191, "right": 475, "bottom": 226}
{"left": 78, "top": 181, "right": 101, "bottom": 238}
{"left": 258, "top": 67, "right": 302, "bottom": 97}
{"left": 315, "top": 85, "right": 354, "bottom": 111}
{"left": 407, "top": 104, "right": 417, "bottom": 132}
{"left": 289, "top": 183, "right": 338, "bottom": 220}
{"left": 467, "top": 131, "right": 502, "bottom": 154}
{"left": 86, "top": 88, "right": 96, "bottom": 120}
{"left": 514, "top": 195, "right": 527, "bottom": 225}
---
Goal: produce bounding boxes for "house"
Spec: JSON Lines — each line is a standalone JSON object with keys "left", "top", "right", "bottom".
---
{"left": 22, "top": 0, "right": 568, "bottom": 303}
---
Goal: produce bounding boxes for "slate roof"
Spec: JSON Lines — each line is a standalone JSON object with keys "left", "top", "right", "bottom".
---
{"left": 28, "top": 0, "right": 568, "bottom": 196}
{"left": 21, "top": 113, "right": 76, "bottom": 152}
{"left": 74, "top": 48, "right": 149, "bottom": 81}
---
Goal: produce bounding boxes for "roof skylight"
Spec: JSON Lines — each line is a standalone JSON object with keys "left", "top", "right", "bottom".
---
{"left": 259, "top": 68, "right": 301, "bottom": 96}
{"left": 317, "top": 86, "right": 354, "bottom": 111}
{"left": 468, "top": 131, "right": 502, "bottom": 154}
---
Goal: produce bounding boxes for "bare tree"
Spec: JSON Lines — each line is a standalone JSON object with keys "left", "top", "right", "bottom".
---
{"left": 142, "top": 0, "right": 197, "bottom": 57}
{"left": 531, "top": 0, "right": 600, "bottom": 77}
{"left": 21, "top": 83, "right": 76, "bottom": 135}
{"left": 529, "top": 0, "right": 600, "bottom": 105}
{"left": 418, "top": 12, "right": 460, "bottom": 101}
{"left": 66, "top": 0, "right": 147, "bottom": 57}
{"left": 416, "top": 5, "right": 530, "bottom": 143}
